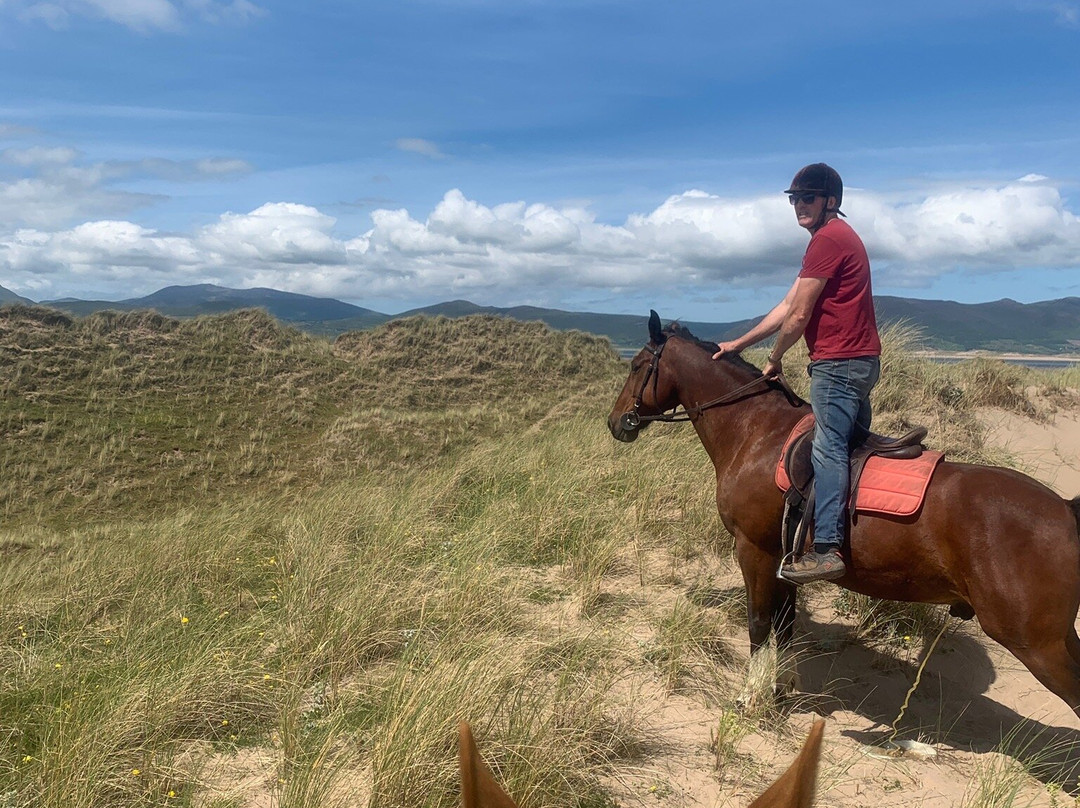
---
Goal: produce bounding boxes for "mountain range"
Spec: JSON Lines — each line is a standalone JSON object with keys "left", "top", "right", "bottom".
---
{"left": 2, "top": 282, "right": 1077, "bottom": 354}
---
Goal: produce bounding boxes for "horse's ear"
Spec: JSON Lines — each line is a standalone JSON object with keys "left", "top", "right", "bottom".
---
{"left": 748, "top": 718, "right": 824, "bottom": 808}
{"left": 459, "top": 721, "right": 519, "bottom": 808}
{"left": 648, "top": 310, "right": 664, "bottom": 344}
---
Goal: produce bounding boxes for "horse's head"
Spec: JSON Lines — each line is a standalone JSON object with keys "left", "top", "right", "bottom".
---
{"left": 607, "top": 310, "right": 681, "bottom": 442}
{"left": 608, "top": 311, "right": 789, "bottom": 443}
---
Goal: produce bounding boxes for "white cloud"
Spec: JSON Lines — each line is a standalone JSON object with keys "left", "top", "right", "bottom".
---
{"left": 86, "top": 0, "right": 181, "bottom": 30}
{"left": 193, "top": 157, "right": 252, "bottom": 176}
{"left": 0, "top": 175, "right": 158, "bottom": 229}
{"left": 0, "top": 123, "right": 38, "bottom": 139}
{"left": 199, "top": 203, "right": 345, "bottom": 265}
{"left": 9, "top": 0, "right": 263, "bottom": 31}
{"left": 0, "top": 147, "right": 253, "bottom": 228}
{"left": 112, "top": 156, "right": 253, "bottom": 180}
{"left": 1049, "top": 2, "right": 1080, "bottom": 27}
{"left": 180, "top": 0, "right": 262, "bottom": 24}
{"left": 16, "top": 2, "right": 70, "bottom": 27}
{"left": 1, "top": 146, "right": 79, "bottom": 166}
{"left": 2, "top": 178, "right": 1079, "bottom": 304}
{"left": 860, "top": 179, "right": 1080, "bottom": 272}
{"left": 395, "top": 138, "right": 445, "bottom": 159}
{"left": 2, "top": 221, "right": 199, "bottom": 281}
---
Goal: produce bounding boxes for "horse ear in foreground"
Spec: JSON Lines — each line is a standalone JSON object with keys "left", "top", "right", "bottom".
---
{"left": 458, "top": 722, "right": 519, "bottom": 808}
{"left": 458, "top": 719, "right": 825, "bottom": 808}
{"left": 748, "top": 718, "right": 824, "bottom": 808}
{"left": 608, "top": 313, "right": 1080, "bottom": 716}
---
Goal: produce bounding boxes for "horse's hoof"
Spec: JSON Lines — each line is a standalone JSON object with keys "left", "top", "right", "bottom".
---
{"left": 949, "top": 602, "right": 975, "bottom": 620}
{"left": 777, "top": 667, "right": 802, "bottom": 695}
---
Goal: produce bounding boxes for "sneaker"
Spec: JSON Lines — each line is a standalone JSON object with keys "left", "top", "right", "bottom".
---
{"left": 781, "top": 549, "right": 846, "bottom": 584}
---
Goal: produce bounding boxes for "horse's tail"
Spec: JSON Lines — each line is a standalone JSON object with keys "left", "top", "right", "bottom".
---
{"left": 1071, "top": 496, "right": 1080, "bottom": 537}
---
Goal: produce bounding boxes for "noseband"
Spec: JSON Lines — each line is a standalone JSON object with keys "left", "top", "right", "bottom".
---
{"left": 619, "top": 340, "right": 667, "bottom": 432}
{"left": 619, "top": 339, "right": 799, "bottom": 433}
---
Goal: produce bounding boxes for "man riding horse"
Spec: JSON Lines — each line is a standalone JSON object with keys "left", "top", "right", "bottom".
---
{"left": 712, "top": 163, "right": 881, "bottom": 584}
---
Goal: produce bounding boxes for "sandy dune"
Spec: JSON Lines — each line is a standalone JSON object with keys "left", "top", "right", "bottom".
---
{"left": 980, "top": 405, "right": 1080, "bottom": 498}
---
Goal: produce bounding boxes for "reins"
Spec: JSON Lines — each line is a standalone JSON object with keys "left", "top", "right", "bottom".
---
{"left": 619, "top": 337, "right": 802, "bottom": 432}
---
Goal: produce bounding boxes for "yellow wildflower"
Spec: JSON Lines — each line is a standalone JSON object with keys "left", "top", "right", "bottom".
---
{"left": 181, "top": 616, "right": 189, "bottom": 624}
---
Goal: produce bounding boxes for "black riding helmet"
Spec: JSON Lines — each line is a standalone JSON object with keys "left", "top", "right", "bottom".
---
{"left": 785, "top": 163, "right": 845, "bottom": 217}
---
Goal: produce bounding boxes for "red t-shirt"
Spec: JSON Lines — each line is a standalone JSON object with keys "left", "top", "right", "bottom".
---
{"left": 798, "top": 219, "right": 881, "bottom": 361}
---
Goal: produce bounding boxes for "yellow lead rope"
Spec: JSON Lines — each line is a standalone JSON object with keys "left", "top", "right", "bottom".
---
{"left": 888, "top": 617, "right": 952, "bottom": 748}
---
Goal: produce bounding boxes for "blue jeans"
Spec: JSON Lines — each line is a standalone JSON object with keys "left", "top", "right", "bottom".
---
{"left": 808, "top": 356, "right": 881, "bottom": 552}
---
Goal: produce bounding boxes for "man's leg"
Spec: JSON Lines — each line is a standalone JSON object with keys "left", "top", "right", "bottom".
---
{"left": 851, "top": 361, "right": 878, "bottom": 443}
{"left": 783, "top": 357, "right": 879, "bottom": 584}
{"left": 810, "top": 360, "right": 861, "bottom": 551}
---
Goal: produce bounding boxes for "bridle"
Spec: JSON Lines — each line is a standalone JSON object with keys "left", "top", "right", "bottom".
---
{"left": 618, "top": 338, "right": 800, "bottom": 432}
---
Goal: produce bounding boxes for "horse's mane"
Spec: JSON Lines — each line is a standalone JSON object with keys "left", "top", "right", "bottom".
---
{"left": 664, "top": 321, "right": 764, "bottom": 378}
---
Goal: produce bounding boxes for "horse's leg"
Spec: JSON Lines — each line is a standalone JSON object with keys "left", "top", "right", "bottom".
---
{"left": 978, "top": 599, "right": 1080, "bottom": 717}
{"left": 966, "top": 516, "right": 1080, "bottom": 717}
{"left": 1066, "top": 629, "right": 1080, "bottom": 670}
{"left": 737, "top": 536, "right": 787, "bottom": 705}
{"left": 772, "top": 581, "right": 801, "bottom": 694}
{"left": 1008, "top": 640, "right": 1080, "bottom": 717}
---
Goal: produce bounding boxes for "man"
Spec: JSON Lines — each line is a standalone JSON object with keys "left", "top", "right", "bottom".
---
{"left": 711, "top": 163, "right": 881, "bottom": 583}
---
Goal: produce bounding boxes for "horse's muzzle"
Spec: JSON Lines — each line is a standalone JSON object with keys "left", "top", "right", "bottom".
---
{"left": 607, "top": 412, "right": 641, "bottom": 442}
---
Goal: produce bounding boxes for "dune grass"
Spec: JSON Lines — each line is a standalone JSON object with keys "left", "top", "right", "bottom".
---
{"left": 0, "top": 309, "right": 668, "bottom": 807}
{"left": 1, "top": 307, "right": 1075, "bottom": 807}
{"left": 0, "top": 307, "right": 623, "bottom": 529}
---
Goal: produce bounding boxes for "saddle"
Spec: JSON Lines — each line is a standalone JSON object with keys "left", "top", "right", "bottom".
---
{"left": 777, "top": 414, "right": 933, "bottom": 566}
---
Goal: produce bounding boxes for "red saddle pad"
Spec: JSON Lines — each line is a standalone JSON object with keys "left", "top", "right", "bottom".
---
{"left": 775, "top": 414, "right": 944, "bottom": 517}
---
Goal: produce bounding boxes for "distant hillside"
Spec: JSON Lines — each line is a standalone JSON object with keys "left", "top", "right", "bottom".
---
{"left": 874, "top": 296, "right": 1080, "bottom": 354}
{"left": 41, "top": 283, "right": 389, "bottom": 331}
{"left": 400, "top": 297, "right": 1080, "bottom": 354}
{"left": 399, "top": 300, "right": 757, "bottom": 348}
{"left": 0, "top": 284, "right": 34, "bottom": 305}
{"left": 11, "top": 283, "right": 1080, "bottom": 353}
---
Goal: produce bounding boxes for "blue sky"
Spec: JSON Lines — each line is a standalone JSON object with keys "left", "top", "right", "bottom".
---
{"left": 1, "top": 0, "right": 1079, "bottom": 322}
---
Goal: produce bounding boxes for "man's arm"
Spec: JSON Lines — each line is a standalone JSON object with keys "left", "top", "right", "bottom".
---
{"left": 711, "top": 279, "right": 801, "bottom": 359}
{"left": 761, "top": 276, "right": 827, "bottom": 377}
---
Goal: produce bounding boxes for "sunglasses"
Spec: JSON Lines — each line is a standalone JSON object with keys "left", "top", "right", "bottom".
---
{"left": 788, "top": 192, "right": 822, "bottom": 206}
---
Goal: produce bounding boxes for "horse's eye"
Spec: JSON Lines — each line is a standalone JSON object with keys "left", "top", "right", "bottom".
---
{"left": 630, "top": 362, "right": 642, "bottom": 372}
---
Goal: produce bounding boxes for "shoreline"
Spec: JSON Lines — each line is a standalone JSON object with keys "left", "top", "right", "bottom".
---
{"left": 914, "top": 350, "right": 1080, "bottom": 363}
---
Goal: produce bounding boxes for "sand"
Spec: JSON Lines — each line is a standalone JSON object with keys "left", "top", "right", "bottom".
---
{"left": 980, "top": 405, "right": 1080, "bottom": 498}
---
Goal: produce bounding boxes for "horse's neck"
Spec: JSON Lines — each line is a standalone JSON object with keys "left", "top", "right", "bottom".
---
{"left": 670, "top": 342, "right": 805, "bottom": 469}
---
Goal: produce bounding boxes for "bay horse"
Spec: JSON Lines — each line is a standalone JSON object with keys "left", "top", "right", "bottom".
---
{"left": 607, "top": 311, "right": 1080, "bottom": 716}
{"left": 458, "top": 719, "right": 824, "bottom": 808}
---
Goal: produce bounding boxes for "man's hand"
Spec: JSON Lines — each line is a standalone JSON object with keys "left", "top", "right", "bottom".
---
{"left": 763, "top": 355, "right": 783, "bottom": 378}
{"left": 711, "top": 341, "right": 741, "bottom": 360}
